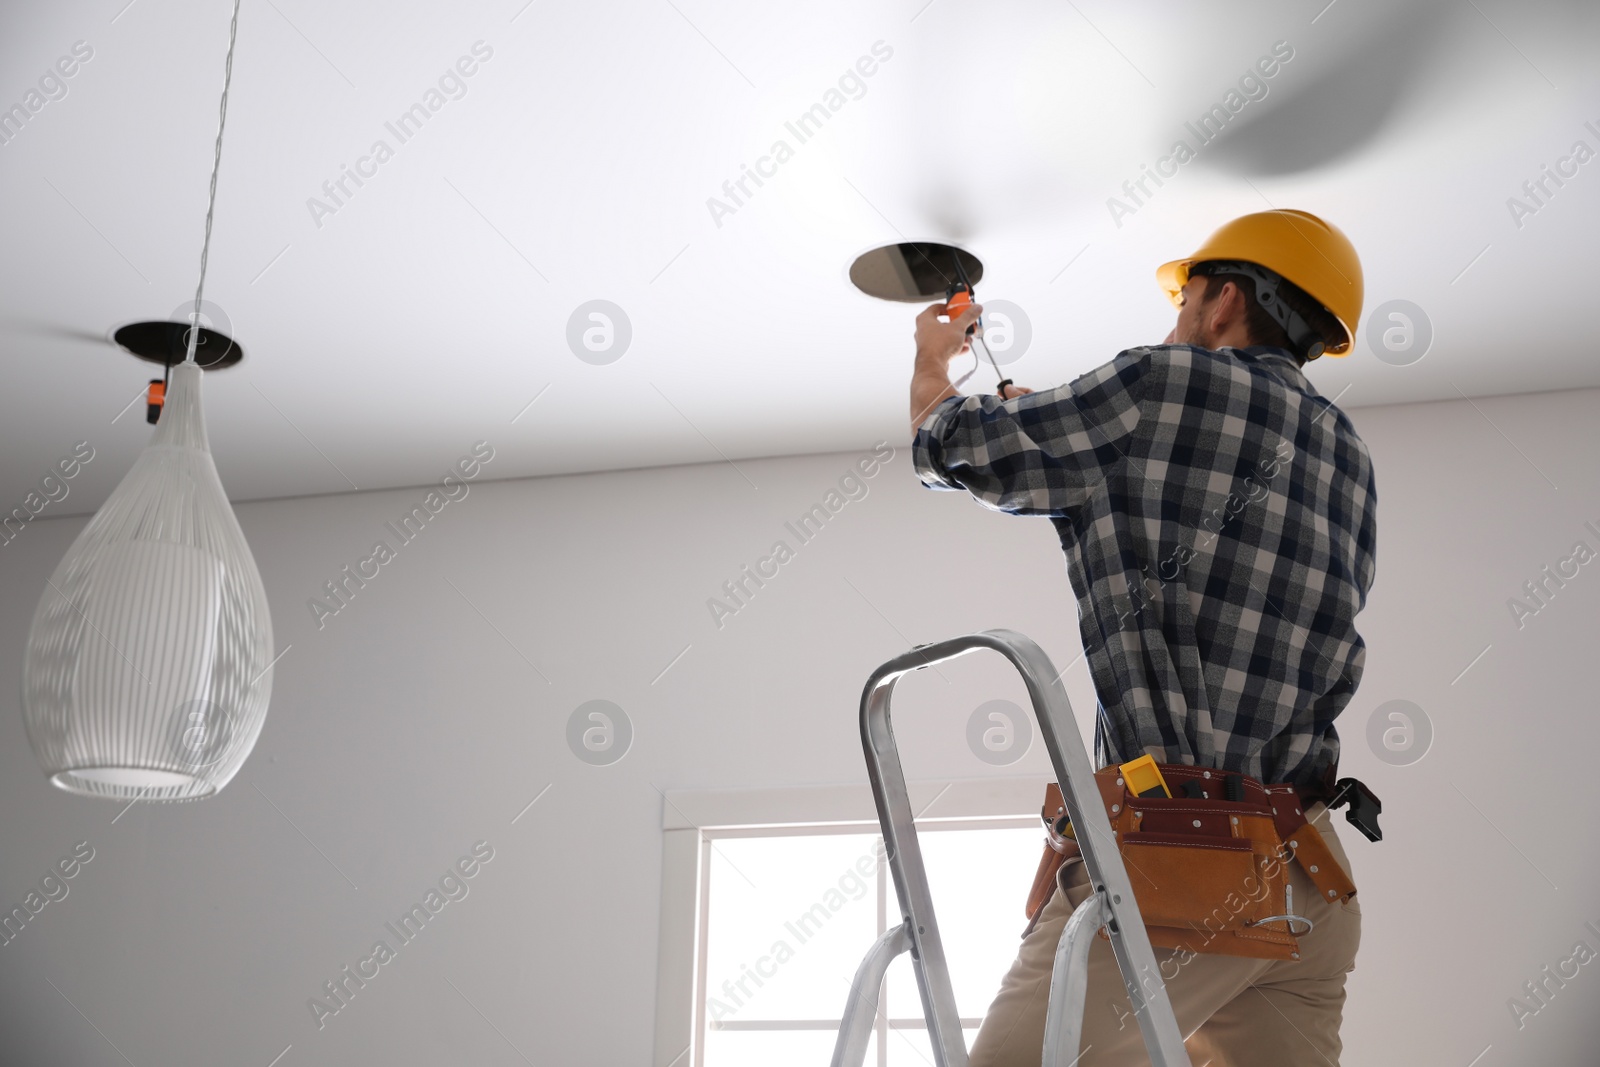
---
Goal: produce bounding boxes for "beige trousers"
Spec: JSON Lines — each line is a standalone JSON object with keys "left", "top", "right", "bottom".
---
{"left": 968, "top": 803, "right": 1361, "bottom": 1067}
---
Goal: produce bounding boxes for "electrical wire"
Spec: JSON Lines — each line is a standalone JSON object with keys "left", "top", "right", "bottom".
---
{"left": 950, "top": 250, "right": 1010, "bottom": 394}
{"left": 950, "top": 348, "right": 979, "bottom": 389}
{"left": 184, "top": 0, "right": 242, "bottom": 367}
{"left": 948, "top": 332, "right": 1006, "bottom": 392}
{"left": 974, "top": 330, "right": 1005, "bottom": 387}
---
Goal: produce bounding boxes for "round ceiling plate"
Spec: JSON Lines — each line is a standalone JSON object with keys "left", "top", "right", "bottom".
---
{"left": 848, "top": 242, "right": 984, "bottom": 302}
{"left": 112, "top": 321, "right": 244, "bottom": 369}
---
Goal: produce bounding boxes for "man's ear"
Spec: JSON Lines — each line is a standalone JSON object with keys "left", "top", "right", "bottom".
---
{"left": 1207, "top": 279, "right": 1246, "bottom": 337}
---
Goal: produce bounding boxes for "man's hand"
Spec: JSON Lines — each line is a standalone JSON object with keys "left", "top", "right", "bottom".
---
{"left": 910, "top": 300, "right": 1039, "bottom": 435}
{"left": 910, "top": 300, "right": 974, "bottom": 434}
{"left": 915, "top": 300, "right": 981, "bottom": 363}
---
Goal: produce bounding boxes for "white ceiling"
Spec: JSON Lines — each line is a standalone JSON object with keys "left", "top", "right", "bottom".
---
{"left": 2, "top": 0, "right": 1597, "bottom": 518}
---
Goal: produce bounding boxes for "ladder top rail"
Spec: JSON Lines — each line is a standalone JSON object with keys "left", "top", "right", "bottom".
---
{"left": 857, "top": 628, "right": 1053, "bottom": 698}
{"left": 858, "top": 629, "right": 1101, "bottom": 822}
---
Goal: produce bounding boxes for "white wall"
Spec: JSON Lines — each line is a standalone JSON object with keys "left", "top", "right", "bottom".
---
{"left": 1, "top": 386, "right": 1597, "bottom": 1066}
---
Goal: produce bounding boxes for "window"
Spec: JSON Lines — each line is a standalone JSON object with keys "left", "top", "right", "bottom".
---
{"left": 694, "top": 818, "right": 1043, "bottom": 1067}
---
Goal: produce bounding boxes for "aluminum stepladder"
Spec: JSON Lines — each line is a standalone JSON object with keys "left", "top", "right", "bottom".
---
{"left": 829, "top": 629, "right": 1192, "bottom": 1067}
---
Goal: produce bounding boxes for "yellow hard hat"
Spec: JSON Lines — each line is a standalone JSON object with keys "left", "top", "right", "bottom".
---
{"left": 1156, "top": 209, "right": 1363, "bottom": 356}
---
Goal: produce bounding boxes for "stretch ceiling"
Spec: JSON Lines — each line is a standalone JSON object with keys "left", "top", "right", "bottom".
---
{"left": 1, "top": 0, "right": 1596, "bottom": 516}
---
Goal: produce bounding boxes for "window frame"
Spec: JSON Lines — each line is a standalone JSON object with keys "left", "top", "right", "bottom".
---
{"left": 651, "top": 779, "right": 1045, "bottom": 1067}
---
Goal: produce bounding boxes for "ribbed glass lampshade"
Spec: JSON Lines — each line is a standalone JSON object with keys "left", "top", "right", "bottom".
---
{"left": 22, "top": 361, "right": 273, "bottom": 801}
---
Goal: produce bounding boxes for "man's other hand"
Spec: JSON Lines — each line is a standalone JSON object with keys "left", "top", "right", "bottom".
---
{"left": 999, "top": 384, "right": 1034, "bottom": 400}
{"left": 915, "top": 300, "right": 982, "bottom": 362}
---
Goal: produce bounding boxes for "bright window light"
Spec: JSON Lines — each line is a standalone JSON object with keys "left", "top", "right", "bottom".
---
{"left": 696, "top": 820, "right": 1043, "bottom": 1067}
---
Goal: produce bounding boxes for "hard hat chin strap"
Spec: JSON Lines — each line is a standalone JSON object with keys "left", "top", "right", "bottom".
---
{"left": 1195, "top": 260, "right": 1325, "bottom": 361}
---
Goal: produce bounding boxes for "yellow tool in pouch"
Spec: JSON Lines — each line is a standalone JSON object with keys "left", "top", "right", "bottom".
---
{"left": 1118, "top": 754, "right": 1172, "bottom": 798}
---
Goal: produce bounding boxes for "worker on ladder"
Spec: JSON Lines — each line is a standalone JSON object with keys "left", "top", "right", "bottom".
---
{"left": 908, "top": 210, "right": 1375, "bottom": 1065}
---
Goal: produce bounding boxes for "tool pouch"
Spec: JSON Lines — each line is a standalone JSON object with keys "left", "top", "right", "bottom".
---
{"left": 1031, "top": 764, "right": 1355, "bottom": 961}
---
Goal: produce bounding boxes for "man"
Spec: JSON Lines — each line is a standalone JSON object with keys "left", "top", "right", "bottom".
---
{"left": 909, "top": 210, "right": 1376, "bottom": 1065}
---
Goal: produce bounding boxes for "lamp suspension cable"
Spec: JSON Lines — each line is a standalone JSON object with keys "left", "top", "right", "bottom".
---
{"left": 185, "top": 0, "right": 243, "bottom": 367}
{"left": 21, "top": 0, "right": 272, "bottom": 803}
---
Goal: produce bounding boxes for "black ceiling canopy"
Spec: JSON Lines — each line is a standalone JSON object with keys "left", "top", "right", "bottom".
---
{"left": 848, "top": 242, "right": 984, "bottom": 302}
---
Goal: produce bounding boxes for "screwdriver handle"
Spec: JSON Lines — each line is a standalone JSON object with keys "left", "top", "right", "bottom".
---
{"left": 945, "top": 284, "right": 976, "bottom": 336}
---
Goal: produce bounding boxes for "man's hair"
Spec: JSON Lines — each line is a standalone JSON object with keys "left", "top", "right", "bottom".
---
{"left": 1196, "top": 265, "right": 1344, "bottom": 363}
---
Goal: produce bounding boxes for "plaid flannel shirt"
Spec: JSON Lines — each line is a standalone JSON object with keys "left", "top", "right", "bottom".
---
{"left": 913, "top": 343, "right": 1377, "bottom": 791}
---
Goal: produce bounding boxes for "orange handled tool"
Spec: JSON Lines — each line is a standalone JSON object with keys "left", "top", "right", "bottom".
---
{"left": 947, "top": 254, "right": 1011, "bottom": 396}
{"left": 146, "top": 378, "right": 166, "bottom": 425}
{"left": 945, "top": 284, "right": 975, "bottom": 334}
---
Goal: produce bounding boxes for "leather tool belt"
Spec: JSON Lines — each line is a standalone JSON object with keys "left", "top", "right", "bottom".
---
{"left": 1023, "top": 762, "right": 1359, "bottom": 961}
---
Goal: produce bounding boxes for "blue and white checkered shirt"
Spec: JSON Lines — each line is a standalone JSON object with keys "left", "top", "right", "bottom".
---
{"left": 913, "top": 344, "right": 1377, "bottom": 791}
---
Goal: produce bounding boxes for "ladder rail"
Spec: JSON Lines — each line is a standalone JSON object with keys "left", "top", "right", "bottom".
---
{"left": 847, "top": 629, "right": 1192, "bottom": 1067}
{"left": 829, "top": 921, "right": 912, "bottom": 1067}
{"left": 1043, "top": 893, "right": 1108, "bottom": 1065}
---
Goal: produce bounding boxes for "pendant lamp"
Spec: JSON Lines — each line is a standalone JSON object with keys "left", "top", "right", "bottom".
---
{"left": 21, "top": 0, "right": 274, "bottom": 802}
